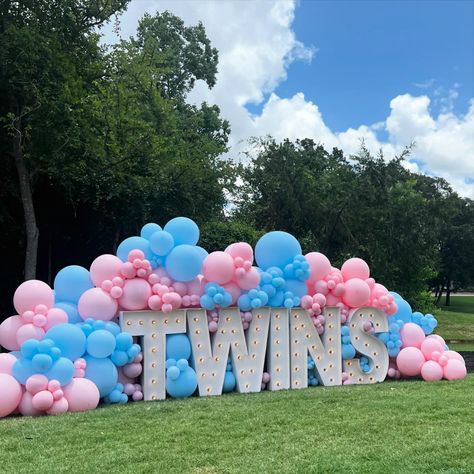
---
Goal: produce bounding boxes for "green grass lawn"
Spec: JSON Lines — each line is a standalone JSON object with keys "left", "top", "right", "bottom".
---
{"left": 1, "top": 376, "right": 473, "bottom": 474}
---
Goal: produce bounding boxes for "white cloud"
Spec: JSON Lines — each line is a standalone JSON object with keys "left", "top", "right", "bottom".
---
{"left": 101, "top": 0, "right": 474, "bottom": 197}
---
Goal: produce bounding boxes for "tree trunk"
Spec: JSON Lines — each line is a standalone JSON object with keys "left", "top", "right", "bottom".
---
{"left": 13, "top": 114, "right": 39, "bottom": 280}
{"left": 435, "top": 286, "right": 444, "bottom": 306}
{"left": 446, "top": 281, "right": 451, "bottom": 307}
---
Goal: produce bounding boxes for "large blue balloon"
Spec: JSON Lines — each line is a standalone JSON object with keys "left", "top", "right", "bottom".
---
{"left": 165, "top": 244, "right": 202, "bottom": 282}
{"left": 285, "top": 279, "right": 308, "bottom": 298}
{"left": 392, "top": 296, "right": 412, "bottom": 323}
{"left": 141, "top": 222, "right": 162, "bottom": 240}
{"left": 255, "top": 231, "right": 302, "bottom": 271}
{"left": 86, "top": 330, "right": 116, "bottom": 358}
{"left": 116, "top": 236, "right": 152, "bottom": 262}
{"left": 149, "top": 230, "right": 174, "bottom": 256}
{"left": 194, "top": 246, "right": 208, "bottom": 263}
{"left": 164, "top": 217, "right": 200, "bottom": 246}
{"left": 45, "top": 323, "right": 86, "bottom": 361}
{"left": 54, "top": 265, "right": 93, "bottom": 304}
{"left": 54, "top": 302, "right": 81, "bottom": 324}
{"left": 166, "top": 365, "right": 198, "bottom": 398}
{"left": 166, "top": 334, "right": 191, "bottom": 360}
{"left": 84, "top": 355, "right": 118, "bottom": 397}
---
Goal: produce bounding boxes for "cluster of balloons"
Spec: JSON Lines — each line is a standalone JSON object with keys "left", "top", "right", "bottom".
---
{"left": 165, "top": 334, "right": 197, "bottom": 398}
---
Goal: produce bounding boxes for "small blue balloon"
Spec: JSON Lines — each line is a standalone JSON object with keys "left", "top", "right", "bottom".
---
{"left": 255, "top": 231, "right": 302, "bottom": 271}
{"left": 116, "top": 333, "right": 133, "bottom": 351}
{"left": 86, "top": 330, "right": 116, "bottom": 358}
{"left": 166, "top": 334, "right": 191, "bottom": 361}
{"left": 32, "top": 353, "right": 53, "bottom": 372}
{"left": 141, "top": 222, "right": 162, "bottom": 240}
{"left": 164, "top": 217, "right": 200, "bottom": 246}
{"left": 111, "top": 350, "right": 129, "bottom": 367}
{"left": 117, "top": 236, "right": 152, "bottom": 262}
{"left": 46, "top": 357, "right": 75, "bottom": 386}
{"left": 342, "top": 344, "right": 356, "bottom": 360}
{"left": 167, "top": 366, "right": 180, "bottom": 381}
{"left": 149, "top": 230, "right": 175, "bottom": 256}
{"left": 54, "top": 266, "right": 93, "bottom": 304}
{"left": 285, "top": 279, "right": 308, "bottom": 299}
{"left": 165, "top": 244, "right": 202, "bottom": 282}
{"left": 223, "top": 371, "right": 236, "bottom": 393}
{"left": 84, "top": 356, "right": 118, "bottom": 397}
{"left": 46, "top": 324, "right": 86, "bottom": 361}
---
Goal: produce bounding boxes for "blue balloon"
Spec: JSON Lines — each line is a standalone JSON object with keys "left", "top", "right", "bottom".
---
{"left": 255, "top": 231, "right": 302, "bottom": 270}
{"left": 392, "top": 297, "right": 412, "bottom": 323}
{"left": 223, "top": 371, "right": 236, "bottom": 393}
{"left": 164, "top": 217, "right": 200, "bottom": 246}
{"left": 117, "top": 236, "right": 152, "bottom": 262}
{"left": 165, "top": 244, "right": 202, "bottom": 282}
{"left": 166, "top": 366, "right": 198, "bottom": 398}
{"left": 54, "top": 302, "right": 81, "bottom": 324}
{"left": 342, "top": 344, "right": 356, "bottom": 359}
{"left": 284, "top": 279, "right": 308, "bottom": 299}
{"left": 166, "top": 334, "right": 191, "bottom": 360}
{"left": 86, "top": 330, "right": 116, "bottom": 358}
{"left": 84, "top": 355, "right": 118, "bottom": 397}
{"left": 141, "top": 222, "right": 162, "bottom": 240}
{"left": 149, "top": 230, "right": 175, "bottom": 256}
{"left": 194, "top": 246, "right": 208, "bottom": 263}
{"left": 54, "top": 265, "right": 93, "bottom": 304}
{"left": 12, "top": 358, "right": 34, "bottom": 384}
{"left": 46, "top": 357, "right": 74, "bottom": 386}
{"left": 45, "top": 323, "right": 86, "bottom": 361}
{"left": 268, "top": 290, "right": 285, "bottom": 307}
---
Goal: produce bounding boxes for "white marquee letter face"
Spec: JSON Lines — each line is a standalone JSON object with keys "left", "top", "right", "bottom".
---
{"left": 344, "top": 307, "right": 389, "bottom": 384}
{"left": 290, "top": 307, "right": 342, "bottom": 388}
{"left": 120, "top": 310, "right": 186, "bottom": 401}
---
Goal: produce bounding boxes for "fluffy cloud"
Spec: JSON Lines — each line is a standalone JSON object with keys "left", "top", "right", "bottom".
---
{"left": 102, "top": 0, "right": 474, "bottom": 197}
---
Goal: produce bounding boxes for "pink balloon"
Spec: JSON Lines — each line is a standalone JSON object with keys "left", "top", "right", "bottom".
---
{"left": 119, "top": 278, "right": 152, "bottom": 310}
{"left": 46, "top": 397, "right": 69, "bottom": 415}
{"left": 342, "top": 278, "right": 370, "bottom": 308}
{"left": 0, "top": 353, "right": 17, "bottom": 375}
{"left": 444, "top": 350, "right": 465, "bottom": 363}
{"left": 122, "top": 362, "right": 142, "bottom": 379}
{"left": 32, "top": 390, "right": 54, "bottom": 411}
{"left": 45, "top": 307, "right": 68, "bottom": 331}
{"left": 202, "top": 251, "right": 235, "bottom": 285}
{"left": 443, "top": 359, "right": 467, "bottom": 380}
{"left": 326, "top": 293, "right": 341, "bottom": 306}
{"left": 63, "top": 378, "right": 100, "bottom": 412}
{"left": 223, "top": 282, "right": 241, "bottom": 305}
{"left": 187, "top": 276, "right": 205, "bottom": 297}
{"left": 396, "top": 347, "right": 425, "bottom": 376}
{"left": 26, "top": 374, "right": 49, "bottom": 395}
{"left": 427, "top": 334, "right": 446, "bottom": 346}
{"left": 421, "top": 360, "right": 443, "bottom": 381}
{"left": 225, "top": 242, "right": 253, "bottom": 262}
{"left": 173, "top": 282, "right": 188, "bottom": 296}
{"left": 235, "top": 267, "right": 260, "bottom": 290}
{"left": 13, "top": 280, "right": 54, "bottom": 315}
{"left": 78, "top": 288, "right": 118, "bottom": 321}
{"left": 18, "top": 391, "right": 42, "bottom": 416}
{"left": 0, "top": 373, "right": 22, "bottom": 418}
{"left": 400, "top": 323, "right": 426, "bottom": 349}
{"left": 341, "top": 258, "right": 370, "bottom": 281}
{"left": 16, "top": 324, "right": 45, "bottom": 347}
{"left": 305, "top": 252, "right": 331, "bottom": 281}
{"left": 420, "top": 338, "right": 444, "bottom": 360}
{"left": 0, "top": 316, "right": 23, "bottom": 351}
{"left": 90, "top": 254, "right": 123, "bottom": 286}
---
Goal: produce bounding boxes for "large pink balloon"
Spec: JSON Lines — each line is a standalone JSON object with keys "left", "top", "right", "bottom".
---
{"left": 90, "top": 254, "right": 123, "bottom": 286}
{"left": 421, "top": 360, "right": 443, "bottom": 381}
{"left": 63, "top": 378, "right": 100, "bottom": 412}
{"left": 305, "top": 252, "right": 331, "bottom": 281}
{"left": 13, "top": 280, "right": 54, "bottom": 315}
{"left": 202, "top": 251, "right": 234, "bottom": 285}
{"left": 420, "top": 337, "right": 444, "bottom": 360}
{"left": 396, "top": 347, "right": 425, "bottom": 376}
{"left": 78, "top": 288, "right": 118, "bottom": 321}
{"left": 444, "top": 350, "right": 465, "bottom": 363}
{"left": 0, "top": 315, "right": 23, "bottom": 351}
{"left": 400, "top": 323, "right": 426, "bottom": 349}
{"left": 0, "top": 373, "right": 22, "bottom": 418}
{"left": 427, "top": 334, "right": 446, "bottom": 346}
{"left": 225, "top": 242, "right": 253, "bottom": 262}
{"left": 0, "top": 353, "right": 17, "bottom": 375}
{"left": 341, "top": 258, "right": 370, "bottom": 281}
{"left": 443, "top": 359, "right": 467, "bottom": 380}
{"left": 45, "top": 307, "right": 68, "bottom": 331}
{"left": 235, "top": 267, "right": 260, "bottom": 290}
{"left": 119, "top": 278, "right": 152, "bottom": 310}
{"left": 342, "top": 278, "right": 370, "bottom": 308}
{"left": 16, "top": 324, "right": 45, "bottom": 347}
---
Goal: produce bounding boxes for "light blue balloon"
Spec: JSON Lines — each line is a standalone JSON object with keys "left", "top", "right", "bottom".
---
{"left": 166, "top": 334, "right": 191, "bottom": 361}
{"left": 86, "top": 330, "right": 116, "bottom": 358}
{"left": 194, "top": 246, "right": 208, "bottom": 263}
{"left": 117, "top": 236, "right": 152, "bottom": 262}
{"left": 45, "top": 323, "right": 86, "bottom": 361}
{"left": 223, "top": 371, "right": 236, "bottom": 393}
{"left": 54, "top": 302, "right": 81, "bottom": 324}
{"left": 165, "top": 244, "right": 202, "bottom": 282}
{"left": 268, "top": 290, "right": 285, "bottom": 307}
{"left": 166, "top": 366, "right": 198, "bottom": 398}
{"left": 342, "top": 344, "right": 356, "bottom": 359}
{"left": 392, "top": 297, "right": 412, "bottom": 323}
{"left": 255, "top": 231, "right": 302, "bottom": 271}
{"left": 164, "top": 217, "right": 200, "bottom": 246}
{"left": 12, "top": 358, "right": 34, "bottom": 384}
{"left": 54, "top": 265, "right": 93, "bottom": 304}
{"left": 84, "top": 355, "right": 118, "bottom": 397}
{"left": 149, "top": 230, "right": 175, "bottom": 256}
{"left": 141, "top": 222, "right": 162, "bottom": 240}
{"left": 285, "top": 279, "right": 308, "bottom": 299}
{"left": 46, "top": 357, "right": 74, "bottom": 386}
{"left": 237, "top": 294, "right": 252, "bottom": 311}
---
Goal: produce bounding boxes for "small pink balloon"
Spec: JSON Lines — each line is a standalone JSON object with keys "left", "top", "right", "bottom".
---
{"left": 46, "top": 397, "right": 69, "bottom": 415}
{"left": 420, "top": 337, "right": 444, "bottom": 360}
{"left": 13, "top": 280, "right": 54, "bottom": 315}
{"left": 48, "top": 380, "right": 61, "bottom": 392}
{"left": 16, "top": 324, "right": 45, "bottom": 346}
{"left": 342, "top": 278, "right": 370, "bottom": 308}
{"left": 341, "top": 258, "right": 370, "bottom": 281}
{"left": 305, "top": 252, "right": 331, "bottom": 281}
{"left": 400, "top": 323, "right": 426, "bottom": 349}
{"left": 0, "top": 353, "right": 17, "bottom": 375}
{"left": 225, "top": 242, "right": 253, "bottom": 262}
{"left": 208, "top": 321, "right": 218, "bottom": 332}
{"left": 0, "top": 373, "right": 22, "bottom": 418}
{"left": 32, "top": 390, "right": 54, "bottom": 411}
{"left": 78, "top": 287, "right": 118, "bottom": 321}
{"left": 396, "top": 347, "right": 425, "bottom": 376}
{"left": 443, "top": 359, "right": 467, "bottom": 380}
{"left": 18, "top": 391, "right": 42, "bottom": 416}
{"left": 26, "top": 374, "right": 49, "bottom": 395}
{"left": 235, "top": 267, "right": 260, "bottom": 290}
{"left": 421, "top": 360, "right": 443, "bottom": 381}
{"left": 90, "top": 254, "right": 123, "bottom": 286}
{"left": 223, "top": 282, "right": 241, "bottom": 305}
{"left": 63, "top": 378, "right": 100, "bottom": 412}
{"left": 119, "top": 278, "right": 152, "bottom": 310}
{"left": 122, "top": 362, "right": 142, "bottom": 379}
{"left": 444, "top": 350, "right": 465, "bottom": 363}
{"left": 132, "top": 391, "right": 143, "bottom": 401}
{"left": 0, "top": 315, "right": 24, "bottom": 351}
{"left": 202, "top": 251, "right": 235, "bottom": 285}
{"left": 45, "top": 307, "right": 68, "bottom": 331}
{"left": 173, "top": 282, "right": 188, "bottom": 296}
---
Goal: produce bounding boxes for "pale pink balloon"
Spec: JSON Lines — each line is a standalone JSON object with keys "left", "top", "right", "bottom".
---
{"left": 78, "top": 287, "right": 118, "bottom": 321}
{"left": 225, "top": 242, "right": 253, "bottom": 262}
{"left": 396, "top": 347, "right": 425, "bottom": 376}
{"left": 63, "top": 378, "right": 100, "bottom": 412}
{"left": 443, "top": 359, "right": 467, "bottom": 380}
{"left": 26, "top": 374, "right": 49, "bottom": 395}
{"left": 32, "top": 391, "right": 54, "bottom": 411}
{"left": 90, "top": 254, "right": 123, "bottom": 286}
{"left": 123, "top": 362, "right": 142, "bottom": 379}
{"left": 16, "top": 324, "right": 45, "bottom": 346}
{"left": 235, "top": 267, "right": 260, "bottom": 290}
{"left": 13, "top": 280, "right": 54, "bottom": 315}
{"left": 326, "top": 293, "right": 341, "bottom": 306}
{"left": 45, "top": 307, "right": 68, "bottom": 331}
{"left": 400, "top": 323, "right": 426, "bottom": 349}
{"left": 420, "top": 337, "right": 444, "bottom": 360}
{"left": 119, "top": 278, "right": 152, "bottom": 311}
{"left": 427, "top": 334, "right": 446, "bottom": 346}
{"left": 421, "top": 360, "right": 443, "bottom": 381}
{"left": 305, "top": 252, "right": 331, "bottom": 281}
{"left": 223, "top": 282, "right": 241, "bottom": 305}
{"left": 444, "top": 350, "right": 465, "bottom": 363}
{"left": 118, "top": 368, "right": 135, "bottom": 385}
{"left": 0, "top": 353, "right": 17, "bottom": 375}
{"left": 0, "top": 316, "right": 23, "bottom": 351}
{"left": 342, "top": 278, "right": 370, "bottom": 308}
{"left": 202, "top": 251, "right": 235, "bottom": 285}
{"left": 18, "top": 391, "right": 42, "bottom": 416}
{"left": 341, "top": 258, "right": 370, "bottom": 281}
{"left": 46, "top": 398, "right": 69, "bottom": 415}
{"left": 0, "top": 373, "right": 22, "bottom": 418}
{"left": 173, "top": 282, "right": 188, "bottom": 296}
